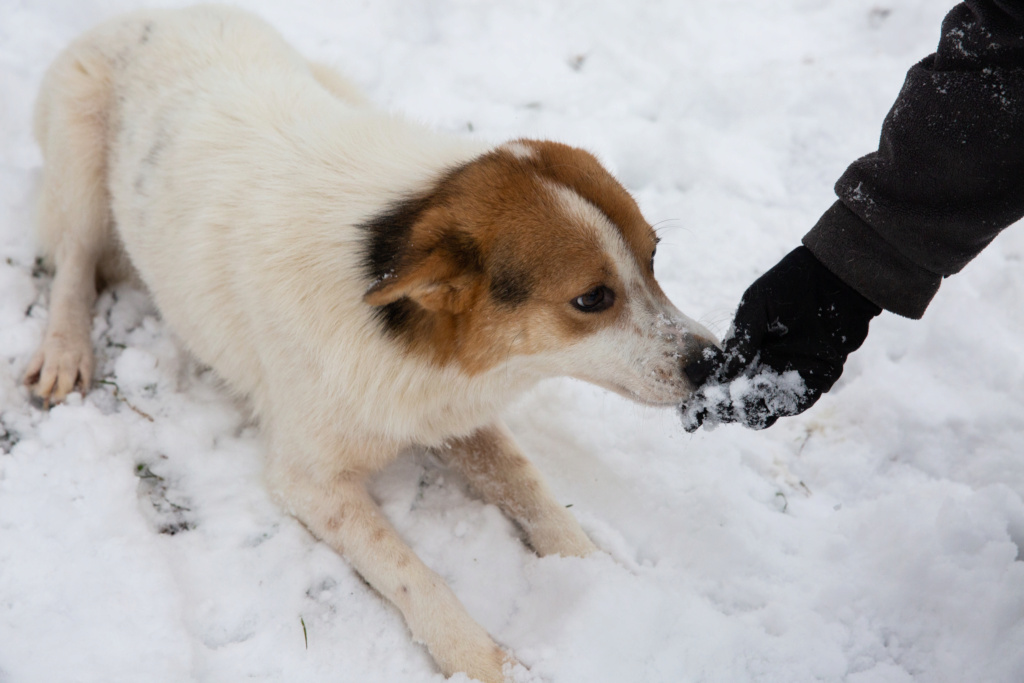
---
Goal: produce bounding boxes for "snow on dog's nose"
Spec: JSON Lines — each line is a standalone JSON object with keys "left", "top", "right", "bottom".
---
{"left": 625, "top": 302, "right": 721, "bottom": 405}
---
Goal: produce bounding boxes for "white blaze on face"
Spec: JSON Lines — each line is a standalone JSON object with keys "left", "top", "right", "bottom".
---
{"left": 544, "top": 182, "right": 718, "bottom": 406}
{"left": 502, "top": 141, "right": 537, "bottom": 161}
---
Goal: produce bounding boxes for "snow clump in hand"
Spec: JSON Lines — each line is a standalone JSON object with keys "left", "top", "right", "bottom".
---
{"left": 681, "top": 367, "right": 808, "bottom": 431}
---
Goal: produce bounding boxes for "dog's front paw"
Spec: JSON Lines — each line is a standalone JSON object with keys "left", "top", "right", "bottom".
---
{"left": 528, "top": 517, "right": 598, "bottom": 558}
{"left": 433, "top": 639, "right": 514, "bottom": 683}
{"left": 24, "top": 331, "right": 94, "bottom": 407}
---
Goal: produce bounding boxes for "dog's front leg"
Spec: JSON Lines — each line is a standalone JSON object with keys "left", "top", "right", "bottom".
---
{"left": 25, "top": 242, "right": 98, "bottom": 406}
{"left": 273, "top": 465, "right": 512, "bottom": 682}
{"left": 435, "top": 422, "right": 597, "bottom": 558}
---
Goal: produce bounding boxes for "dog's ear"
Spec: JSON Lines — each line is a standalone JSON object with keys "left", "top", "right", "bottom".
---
{"left": 364, "top": 230, "right": 482, "bottom": 313}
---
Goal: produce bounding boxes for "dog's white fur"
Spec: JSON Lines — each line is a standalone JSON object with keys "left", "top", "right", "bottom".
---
{"left": 27, "top": 6, "right": 716, "bottom": 681}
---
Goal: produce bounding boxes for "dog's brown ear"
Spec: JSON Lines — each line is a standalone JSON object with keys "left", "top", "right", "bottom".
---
{"left": 363, "top": 230, "right": 482, "bottom": 313}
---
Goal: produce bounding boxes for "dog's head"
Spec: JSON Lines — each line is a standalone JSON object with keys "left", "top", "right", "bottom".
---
{"left": 363, "top": 139, "right": 717, "bottom": 406}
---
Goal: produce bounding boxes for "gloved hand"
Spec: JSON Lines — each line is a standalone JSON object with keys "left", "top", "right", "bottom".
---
{"left": 681, "top": 246, "right": 882, "bottom": 431}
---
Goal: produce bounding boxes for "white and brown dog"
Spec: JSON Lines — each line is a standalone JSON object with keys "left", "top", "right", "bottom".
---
{"left": 26, "top": 6, "right": 716, "bottom": 681}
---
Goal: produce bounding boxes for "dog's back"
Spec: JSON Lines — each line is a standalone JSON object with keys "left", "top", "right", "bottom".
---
{"left": 34, "top": 6, "right": 493, "bottom": 426}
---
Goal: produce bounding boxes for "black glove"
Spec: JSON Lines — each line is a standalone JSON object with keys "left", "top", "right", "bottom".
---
{"left": 681, "top": 246, "right": 882, "bottom": 431}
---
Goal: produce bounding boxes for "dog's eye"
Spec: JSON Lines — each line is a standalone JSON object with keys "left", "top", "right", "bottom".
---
{"left": 650, "top": 245, "right": 657, "bottom": 272}
{"left": 571, "top": 285, "right": 615, "bottom": 313}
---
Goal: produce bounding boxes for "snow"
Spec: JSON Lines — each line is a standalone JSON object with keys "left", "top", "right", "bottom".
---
{"left": 681, "top": 366, "right": 809, "bottom": 432}
{"left": 2, "top": 1, "right": 1023, "bottom": 682}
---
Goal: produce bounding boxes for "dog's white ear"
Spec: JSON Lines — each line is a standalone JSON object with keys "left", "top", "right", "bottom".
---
{"left": 364, "top": 248, "right": 478, "bottom": 313}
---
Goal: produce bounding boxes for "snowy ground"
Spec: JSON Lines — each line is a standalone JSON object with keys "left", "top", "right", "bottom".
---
{"left": 2, "top": 1, "right": 1024, "bottom": 681}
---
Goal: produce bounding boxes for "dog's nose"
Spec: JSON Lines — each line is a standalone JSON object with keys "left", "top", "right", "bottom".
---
{"left": 682, "top": 335, "right": 722, "bottom": 387}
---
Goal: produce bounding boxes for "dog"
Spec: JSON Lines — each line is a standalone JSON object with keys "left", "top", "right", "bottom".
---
{"left": 25, "top": 6, "right": 717, "bottom": 681}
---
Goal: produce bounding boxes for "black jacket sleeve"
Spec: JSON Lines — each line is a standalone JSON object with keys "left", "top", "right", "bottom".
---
{"left": 802, "top": 0, "right": 1024, "bottom": 319}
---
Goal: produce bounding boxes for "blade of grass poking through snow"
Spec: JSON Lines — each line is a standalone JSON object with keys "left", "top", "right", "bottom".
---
{"left": 301, "top": 616, "right": 308, "bottom": 650}
{"left": 95, "top": 379, "right": 155, "bottom": 422}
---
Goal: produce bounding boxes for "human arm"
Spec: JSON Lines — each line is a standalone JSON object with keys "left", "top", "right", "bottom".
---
{"left": 683, "top": 1, "right": 1024, "bottom": 431}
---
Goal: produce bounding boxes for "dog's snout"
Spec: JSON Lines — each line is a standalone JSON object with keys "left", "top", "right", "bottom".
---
{"left": 676, "top": 325, "right": 719, "bottom": 361}
{"left": 691, "top": 334, "right": 720, "bottom": 357}
{"left": 652, "top": 309, "right": 721, "bottom": 387}
{"left": 681, "top": 334, "right": 721, "bottom": 386}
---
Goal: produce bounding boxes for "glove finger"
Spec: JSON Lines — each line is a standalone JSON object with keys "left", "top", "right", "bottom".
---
{"left": 715, "top": 329, "right": 759, "bottom": 382}
{"left": 681, "top": 405, "right": 706, "bottom": 433}
{"left": 758, "top": 347, "right": 840, "bottom": 401}
{"left": 735, "top": 394, "right": 779, "bottom": 430}
{"left": 724, "top": 363, "right": 810, "bottom": 429}
{"left": 680, "top": 383, "right": 739, "bottom": 432}
{"left": 752, "top": 411, "right": 781, "bottom": 431}
{"left": 716, "top": 286, "right": 771, "bottom": 382}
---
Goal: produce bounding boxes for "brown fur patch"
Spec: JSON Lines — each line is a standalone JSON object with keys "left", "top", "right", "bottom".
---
{"left": 516, "top": 140, "right": 657, "bottom": 275}
{"left": 361, "top": 141, "right": 660, "bottom": 374}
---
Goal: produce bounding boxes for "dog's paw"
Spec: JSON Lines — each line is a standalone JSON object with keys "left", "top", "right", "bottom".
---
{"left": 24, "top": 332, "right": 94, "bottom": 407}
{"left": 430, "top": 629, "right": 514, "bottom": 683}
{"left": 503, "top": 653, "right": 546, "bottom": 683}
{"left": 528, "top": 518, "right": 598, "bottom": 558}
{"left": 473, "top": 645, "right": 515, "bottom": 683}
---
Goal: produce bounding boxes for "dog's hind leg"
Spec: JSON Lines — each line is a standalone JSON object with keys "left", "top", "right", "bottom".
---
{"left": 25, "top": 42, "right": 114, "bottom": 406}
{"left": 436, "top": 421, "right": 598, "bottom": 558}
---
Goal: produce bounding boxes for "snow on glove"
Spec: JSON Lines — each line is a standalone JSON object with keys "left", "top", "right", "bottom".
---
{"left": 680, "top": 246, "right": 882, "bottom": 431}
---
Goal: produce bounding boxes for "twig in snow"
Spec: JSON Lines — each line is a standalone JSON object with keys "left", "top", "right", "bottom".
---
{"left": 96, "top": 379, "right": 155, "bottom": 422}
